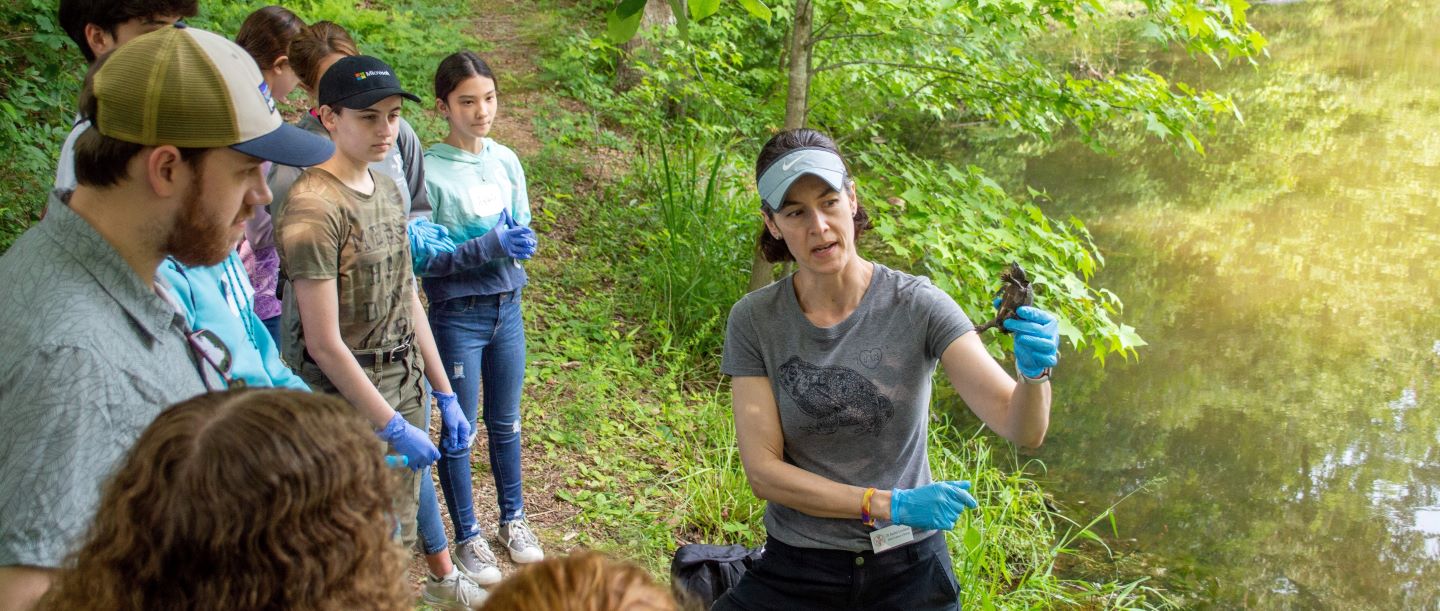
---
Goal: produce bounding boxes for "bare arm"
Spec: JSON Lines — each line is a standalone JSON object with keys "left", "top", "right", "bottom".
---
{"left": 410, "top": 284, "right": 452, "bottom": 395}
{"left": 732, "top": 376, "right": 896, "bottom": 521}
{"left": 0, "top": 566, "right": 53, "bottom": 611}
{"left": 940, "top": 332, "right": 1051, "bottom": 448}
{"left": 292, "top": 278, "right": 397, "bottom": 429}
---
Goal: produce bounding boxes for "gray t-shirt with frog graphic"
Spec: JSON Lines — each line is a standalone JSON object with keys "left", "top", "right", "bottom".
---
{"left": 721, "top": 263, "right": 974, "bottom": 552}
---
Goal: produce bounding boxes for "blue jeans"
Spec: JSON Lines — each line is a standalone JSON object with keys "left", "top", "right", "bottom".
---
{"left": 428, "top": 289, "right": 528, "bottom": 543}
{"left": 416, "top": 380, "right": 449, "bottom": 556}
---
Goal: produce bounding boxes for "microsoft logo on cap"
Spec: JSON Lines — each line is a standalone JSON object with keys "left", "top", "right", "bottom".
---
{"left": 354, "top": 70, "right": 393, "bottom": 81}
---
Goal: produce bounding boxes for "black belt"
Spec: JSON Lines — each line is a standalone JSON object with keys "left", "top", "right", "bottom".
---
{"left": 304, "top": 335, "right": 412, "bottom": 367}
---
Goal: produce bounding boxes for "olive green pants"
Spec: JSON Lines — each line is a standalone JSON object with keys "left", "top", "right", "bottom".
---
{"left": 300, "top": 353, "right": 427, "bottom": 549}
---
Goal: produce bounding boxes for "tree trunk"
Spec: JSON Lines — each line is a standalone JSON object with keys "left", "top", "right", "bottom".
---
{"left": 782, "top": 0, "right": 813, "bottom": 131}
{"left": 747, "top": 0, "right": 813, "bottom": 292}
{"left": 616, "top": 0, "right": 676, "bottom": 92}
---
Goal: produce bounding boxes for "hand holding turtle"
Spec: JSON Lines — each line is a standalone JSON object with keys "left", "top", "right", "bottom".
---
{"left": 1003, "top": 306, "right": 1059, "bottom": 380}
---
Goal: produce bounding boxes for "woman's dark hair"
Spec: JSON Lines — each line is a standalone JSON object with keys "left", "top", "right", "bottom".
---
{"left": 289, "top": 21, "right": 359, "bottom": 91}
{"left": 73, "top": 52, "right": 205, "bottom": 188}
{"left": 235, "top": 6, "right": 306, "bottom": 70}
{"left": 434, "top": 50, "right": 498, "bottom": 102}
{"left": 39, "top": 389, "right": 408, "bottom": 611}
{"left": 754, "top": 128, "right": 871, "bottom": 263}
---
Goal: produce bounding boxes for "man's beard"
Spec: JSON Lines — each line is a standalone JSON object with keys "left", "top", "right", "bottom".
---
{"left": 164, "top": 165, "right": 246, "bottom": 267}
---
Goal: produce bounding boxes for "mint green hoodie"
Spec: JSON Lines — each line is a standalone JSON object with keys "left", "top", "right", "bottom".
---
{"left": 425, "top": 141, "right": 531, "bottom": 242}
{"left": 421, "top": 140, "right": 532, "bottom": 302}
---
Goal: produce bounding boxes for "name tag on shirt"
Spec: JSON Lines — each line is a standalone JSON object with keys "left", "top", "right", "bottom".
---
{"left": 464, "top": 182, "right": 505, "bottom": 218}
{"left": 870, "top": 524, "right": 914, "bottom": 554}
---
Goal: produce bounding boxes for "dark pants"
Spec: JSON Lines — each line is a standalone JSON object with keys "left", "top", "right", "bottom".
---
{"left": 712, "top": 533, "right": 960, "bottom": 611}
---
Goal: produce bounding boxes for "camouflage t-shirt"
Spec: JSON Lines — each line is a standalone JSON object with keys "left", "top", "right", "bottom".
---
{"left": 276, "top": 168, "right": 414, "bottom": 365}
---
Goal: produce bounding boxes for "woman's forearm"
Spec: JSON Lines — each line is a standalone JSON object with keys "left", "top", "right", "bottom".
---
{"left": 1005, "top": 379, "right": 1051, "bottom": 448}
{"left": 745, "top": 455, "right": 895, "bottom": 521}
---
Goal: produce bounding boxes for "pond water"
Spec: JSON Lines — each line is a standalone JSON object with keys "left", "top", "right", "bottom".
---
{"left": 962, "top": 2, "right": 1440, "bottom": 607}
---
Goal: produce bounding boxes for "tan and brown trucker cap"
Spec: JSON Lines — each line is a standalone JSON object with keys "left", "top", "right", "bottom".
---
{"left": 91, "top": 23, "right": 332, "bottom": 167}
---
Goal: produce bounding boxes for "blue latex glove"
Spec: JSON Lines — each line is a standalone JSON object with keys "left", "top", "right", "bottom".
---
{"left": 432, "top": 390, "right": 472, "bottom": 453}
{"left": 1002, "top": 305, "right": 1060, "bottom": 378}
{"left": 494, "top": 209, "right": 537, "bottom": 260}
{"left": 890, "top": 480, "right": 979, "bottom": 531}
{"left": 408, "top": 217, "right": 456, "bottom": 257}
{"left": 375, "top": 412, "right": 439, "bottom": 470}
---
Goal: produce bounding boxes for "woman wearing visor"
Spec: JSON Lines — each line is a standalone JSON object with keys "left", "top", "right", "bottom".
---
{"left": 715, "top": 129, "right": 1061, "bottom": 610}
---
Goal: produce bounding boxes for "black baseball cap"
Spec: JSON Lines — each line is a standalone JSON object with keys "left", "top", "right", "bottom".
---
{"left": 318, "top": 55, "right": 422, "bottom": 110}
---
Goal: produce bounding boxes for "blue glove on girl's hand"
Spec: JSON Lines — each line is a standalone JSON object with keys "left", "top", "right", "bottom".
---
{"left": 408, "top": 218, "right": 456, "bottom": 259}
{"left": 376, "top": 412, "right": 439, "bottom": 470}
{"left": 494, "top": 209, "right": 537, "bottom": 260}
{"left": 432, "top": 390, "right": 472, "bottom": 453}
{"left": 890, "top": 481, "right": 979, "bottom": 531}
{"left": 1002, "top": 306, "right": 1060, "bottom": 379}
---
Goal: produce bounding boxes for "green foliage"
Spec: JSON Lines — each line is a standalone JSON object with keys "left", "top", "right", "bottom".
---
{"left": 797, "top": 0, "right": 1264, "bottom": 151}
{"left": 544, "top": 4, "right": 784, "bottom": 137}
{"left": 0, "top": 0, "right": 84, "bottom": 251}
{"left": 856, "top": 147, "right": 1145, "bottom": 362}
{"left": 606, "top": 0, "right": 772, "bottom": 43}
{"left": 927, "top": 417, "right": 1170, "bottom": 608}
{"left": 192, "top": 0, "right": 479, "bottom": 142}
{"left": 0, "top": 0, "right": 479, "bottom": 253}
{"left": 632, "top": 133, "right": 755, "bottom": 366}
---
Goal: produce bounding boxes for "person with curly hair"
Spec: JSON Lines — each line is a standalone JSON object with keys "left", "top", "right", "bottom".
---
{"left": 36, "top": 388, "right": 411, "bottom": 611}
{"left": 482, "top": 551, "right": 684, "bottom": 611}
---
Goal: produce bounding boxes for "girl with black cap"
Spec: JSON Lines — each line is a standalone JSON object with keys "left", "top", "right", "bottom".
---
{"left": 274, "top": 55, "right": 487, "bottom": 611}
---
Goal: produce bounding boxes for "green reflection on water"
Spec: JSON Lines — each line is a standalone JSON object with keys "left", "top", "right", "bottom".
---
{"left": 944, "top": 1, "right": 1440, "bottom": 607}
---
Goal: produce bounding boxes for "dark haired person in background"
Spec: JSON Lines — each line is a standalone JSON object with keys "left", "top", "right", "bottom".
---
{"left": 0, "top": 24, "right": 332, "bottom": 610}
{"left": 418, "top": 51, "right": 545, "bottom": 585}
{"left": 714, "top": 128, "right": 1061, "bottom": 610}
{"left": 54, "top": 0, "right": 199, "bottom": 191}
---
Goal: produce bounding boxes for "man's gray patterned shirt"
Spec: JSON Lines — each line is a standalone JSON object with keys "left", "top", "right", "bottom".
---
{"left": 0, "top": 191, "right": 212, "bottom": 567}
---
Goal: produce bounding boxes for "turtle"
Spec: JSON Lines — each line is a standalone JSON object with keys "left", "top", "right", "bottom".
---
{"left": 974, "top": 262, "right": 1034, "bottom": 334}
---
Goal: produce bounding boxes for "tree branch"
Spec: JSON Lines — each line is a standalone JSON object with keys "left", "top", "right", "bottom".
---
{"left": 810, "top": 59, "right": 1148, "bottom": 116}
{"left": 811, "top": 32, "right": 884, "bottom": 44}
{"left": 809, "top": 2, "right": 847, "bottom": 45}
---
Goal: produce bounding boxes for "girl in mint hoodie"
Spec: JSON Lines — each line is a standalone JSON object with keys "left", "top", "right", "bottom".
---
{"left": 417, "top": 51, "right": 543, "bottom": 584}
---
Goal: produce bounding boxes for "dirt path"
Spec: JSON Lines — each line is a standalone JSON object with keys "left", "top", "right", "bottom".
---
{"left": 407, "top": 0, "right": 607, "bottom": 590}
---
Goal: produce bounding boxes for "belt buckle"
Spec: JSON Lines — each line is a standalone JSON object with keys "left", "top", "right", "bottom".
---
{"left": 388, "top": 336, "right": 412, "bottom": 362}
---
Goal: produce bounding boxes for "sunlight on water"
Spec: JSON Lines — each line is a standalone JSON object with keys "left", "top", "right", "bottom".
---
{"left": 949, "top": 1, "right": 1440, "bottom": 607}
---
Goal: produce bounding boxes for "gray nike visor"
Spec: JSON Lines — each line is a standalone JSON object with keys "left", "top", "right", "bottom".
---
{"left": 757, "top": 147, "right": 848, "bottom": 211}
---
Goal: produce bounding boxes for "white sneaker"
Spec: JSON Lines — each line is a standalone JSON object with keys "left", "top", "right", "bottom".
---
{"left": 453, "top": 536, "right": 503, "bottom": 586}
{"left": 421, "top": 568, "right": 488, "bottom": 610}
{"left": 497, "top": 518, "right": 545, "bottom": 564}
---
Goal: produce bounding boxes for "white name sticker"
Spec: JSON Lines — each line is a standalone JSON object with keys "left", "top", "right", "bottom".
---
{"left": 464, "top": 182, "right": 505, "bottom": 218}
{"left": 869, "top": 524, "right": 914, "bottom": 554}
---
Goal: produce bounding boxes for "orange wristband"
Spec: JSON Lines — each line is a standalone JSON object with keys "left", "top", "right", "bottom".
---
{"left": 860, "top": 487, "right": 877, "bottom": 526}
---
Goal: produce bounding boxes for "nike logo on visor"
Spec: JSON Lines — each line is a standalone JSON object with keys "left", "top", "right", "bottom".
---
{"left": 781, "top": 154, "right": 804, "bottom": 171}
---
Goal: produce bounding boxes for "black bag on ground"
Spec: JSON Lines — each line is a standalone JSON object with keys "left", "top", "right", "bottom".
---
{"left": 670, "top": 543, "right": 764, "bottom": 607}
